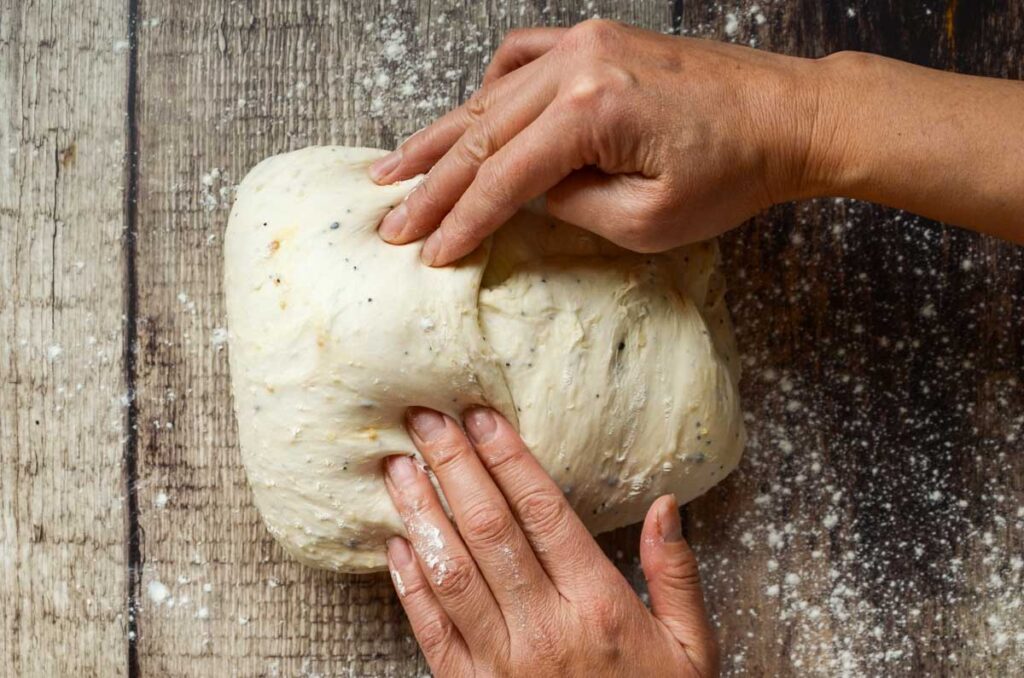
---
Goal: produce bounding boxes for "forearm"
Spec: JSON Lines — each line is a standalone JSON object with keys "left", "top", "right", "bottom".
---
{"left": 803, "top": 51, "right": 1024, "bottom": 242}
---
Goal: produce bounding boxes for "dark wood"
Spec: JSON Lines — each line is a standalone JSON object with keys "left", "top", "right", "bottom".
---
{"left": 681, "top": 1, "right": 1024, "bottom": 676}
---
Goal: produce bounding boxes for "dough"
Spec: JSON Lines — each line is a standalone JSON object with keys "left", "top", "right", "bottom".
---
{"left": 225, "top": 146, "right": 745, "bottom": 573}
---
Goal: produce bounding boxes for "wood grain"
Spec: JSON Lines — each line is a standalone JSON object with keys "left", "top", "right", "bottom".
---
{"left": 682, "top": 1, "right": 1024, "bottom": 676}
{"left": 2, "top": 0, "right": 1022, "bottom": 676}
{"left": 0, "top": 2, "right": 130, "bottom": 676}
{"left": 128, "top": 2, "right": 669, "bottom": 676}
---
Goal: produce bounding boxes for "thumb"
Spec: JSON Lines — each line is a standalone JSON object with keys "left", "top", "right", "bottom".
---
{"left": 640, "top": 494, "right": 719, "bottom": 676}
{"left": 546, "top": 169, "right": 675, "bottom": 253}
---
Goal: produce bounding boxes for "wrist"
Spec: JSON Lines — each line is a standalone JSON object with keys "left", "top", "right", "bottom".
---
{"left": 750, "top": 52, "right": 850, "bottom": 207}
{"left": 786, "top": 50, "right": 883, "bottom": 202}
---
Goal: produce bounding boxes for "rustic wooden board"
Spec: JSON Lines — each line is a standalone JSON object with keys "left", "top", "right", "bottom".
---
{"left": 128, "top": 2, "right": 670, "bottom": 677}
{"left": 682, "top": 1, "right": 1024, "bottom": 676}
{"left": 0, "top": 2, "right": 130, "bottom": 677}
{"left": 3, "top": 0, "right": 1022, "bottom": 676}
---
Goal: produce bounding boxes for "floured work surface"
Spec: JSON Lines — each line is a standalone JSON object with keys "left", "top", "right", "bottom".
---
{"left": 2, "top": 1, "right": 1023, "bottom": 676}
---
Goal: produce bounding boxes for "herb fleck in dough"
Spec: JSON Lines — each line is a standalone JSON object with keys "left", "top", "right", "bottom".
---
{"left": 225, "top": 146, "right": 746, "bottom": 573}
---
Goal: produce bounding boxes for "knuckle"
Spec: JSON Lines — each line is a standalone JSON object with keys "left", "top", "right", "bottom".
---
{"left": 462, "top": 503, "right": 515, "bottom": 548}
{"left": 459, "top": 124, "right": 495, "bottom": 166}
{"left": 434, "top": 554, "right": 477, "bottom": 600}
{"left": 465, "top": 87, "right": 491, "bottom": 119}
{"left": 560, "top": 67, "right": 634, "bottom": 112}
{"left": 519, "top": 619, "right": 566, "bottom": 671}
{"left": 425, "top": 441, "right": 468, "bottom": 473}
{"left": 400, "top": 574, "right": 432, "bottom": 600}
{"left": 563, "top": 18, "right": 622, "bottom": 51}
{"left": 585, "top": 595, "right": 629, "bottom": 647}
{"left": 659, "top": 557, "right": 704, "bottom": 592}
{"left": 517, "top": 489, "right": 568, "bottom": 534}
{"left": 416, "top": 613, "right": 457, "bottom": 656}
{"left": 470, "top": 161, "right": 513, "bottom": 206}
{"left": 480, "top": 438, "right": 525, "bottom": 471}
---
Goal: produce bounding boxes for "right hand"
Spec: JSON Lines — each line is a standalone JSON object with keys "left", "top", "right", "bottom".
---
{"left": 384, "top": 407, "right": 719, "bottom": 677}
{"left": 370, "top": 20, "right": 824, "bottom": 265}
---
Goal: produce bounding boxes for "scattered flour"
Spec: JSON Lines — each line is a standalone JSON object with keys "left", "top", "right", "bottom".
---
{"left": 147, "top": 580, "right": 170, "bottom": 605}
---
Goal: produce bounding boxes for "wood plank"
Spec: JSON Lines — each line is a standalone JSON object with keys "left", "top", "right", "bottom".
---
{"left": 682, "top": 1, "right": 1024, "bottom": 676}
{"left": 0, "top": 2, "right": 130, "bottom": 676}
{"left": 130, "top": 2, "right": 671, "bottom": 676}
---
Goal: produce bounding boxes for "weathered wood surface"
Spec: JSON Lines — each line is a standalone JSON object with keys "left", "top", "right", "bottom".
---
{"left": 129, "top": 3, "right": 670, "bottom": 677}
{"left": 0, "top": 2, "right": 130, "bottom": 677}
{"left": 685, "top": 3, "right": 1024, "bottom": 676}
{"left": 2, "top": 0, "right": 1023, "bottom": 676}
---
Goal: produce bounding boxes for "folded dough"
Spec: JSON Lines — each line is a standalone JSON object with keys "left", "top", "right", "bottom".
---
{"left": 225, "top": 146, "right": 745, "bottom": 573}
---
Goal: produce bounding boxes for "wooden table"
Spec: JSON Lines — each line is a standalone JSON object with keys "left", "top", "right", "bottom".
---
{"left": 3, "top": 1, "right": 1022, "bottom": 676}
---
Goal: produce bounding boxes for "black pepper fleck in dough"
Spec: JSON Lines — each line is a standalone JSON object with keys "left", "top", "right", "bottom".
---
{"left": 330, "top": 221, "right": 340, "bottom": 230}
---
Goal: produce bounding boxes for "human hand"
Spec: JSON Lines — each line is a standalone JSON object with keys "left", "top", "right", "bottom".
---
{"left": 383, "top": 406, "right": 718, "bottom": 677}
{"left": 370, "top": 20, "right": 822, "bottom": 265}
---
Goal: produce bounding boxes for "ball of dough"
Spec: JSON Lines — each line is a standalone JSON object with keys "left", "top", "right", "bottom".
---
{"left": 225, "top": 146, "right": 745, "bottom": 573}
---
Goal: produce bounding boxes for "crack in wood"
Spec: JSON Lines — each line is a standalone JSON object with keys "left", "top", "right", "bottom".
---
{"left": 121, "top": 1, "right": 143, "bottom": 677}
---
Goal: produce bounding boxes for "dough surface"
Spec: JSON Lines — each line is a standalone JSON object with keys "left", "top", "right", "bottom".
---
{"left": 225, "top": 146, "right": 745, "bottom": 573}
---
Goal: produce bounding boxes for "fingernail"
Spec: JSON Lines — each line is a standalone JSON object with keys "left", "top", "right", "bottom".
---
{"left": 659, "top": 496, "right": 683, "bottom": 543}
{"left": 421, "top": 231, "right": 441, "bottom": 265}
{"left": 387, "top": 536, "right": 413, "bottom": 568}
{"left": 378, "top": 203, "right": 408, "bottom": 241}
{"left": 464, "top": 408, "right": 497, "bottom": 444}
{"left": 386, "top": 455, "right": 419, "bottom": 487}
{"left": 407, "top": 408, "right": 446, "bottom": 442}
{"left": 370, "top": 150, "right": 402, "bottom": 182}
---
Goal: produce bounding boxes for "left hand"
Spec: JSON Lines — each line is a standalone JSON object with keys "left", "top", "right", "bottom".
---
{"left": 383, "top": 406, "right": 719, "bottom": 677}
{"left": 369, "top": 21, "right": 824, "bottom": 265}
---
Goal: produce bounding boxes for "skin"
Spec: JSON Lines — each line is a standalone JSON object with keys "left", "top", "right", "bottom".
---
{"left": 372, "top": 19, "right": 1024, "bottom": 676}
{"left": 386, "top": 408, "right": 717, "bottom": 678}
{"left": 370, "top": 20, "right": 1024, "bottom": 265}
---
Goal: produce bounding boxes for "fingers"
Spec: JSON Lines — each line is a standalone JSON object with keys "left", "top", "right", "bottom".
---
{"left": 482, "top": 27, "right": 566, "bottom": 85}
{"left": 384, "top": 454, "right": 508, "bottom": 655}
{"left": 405, "top": 408, "right": 556, "bottom": 619}
{"left": 640, "top": 495, "right": 719, "bottom": 678}
{"left": 421, "top": 103, "right": 586, "bottom": 266}
{"left": 461, "top": 407, "right": 610, "bottom": 593}
{"left": 378, "top": 67, "right": 555, "bottom": 246}
{"left": 386, "top": 536, "right": 471, "bottom": 675}
{"left": 370, "top": 58, "right": 546, "bottom": 186}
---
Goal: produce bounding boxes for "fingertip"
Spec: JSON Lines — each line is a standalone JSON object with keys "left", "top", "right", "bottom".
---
{"left": 406, "top": 406, "right": 448, "bottom": 443}
{"left": 378, "top": 203, "right": 409, "bottom": 242}
{"left": 387, "top": 535, "right": 415, "bottom": 570}
{"left": 420, "top": 230, "right": 443, "bottom": 265}
{"left": 643, "top": 495, "right": 679, "bottom": 540}
{"left": 658, "top": 494, "right": 683, "bottom": 543}
{"left": 370, "top": 150, "right": 403, "bottom": 184}
{"left": 463, "top": 407, "right": 498, "bottom": 445}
